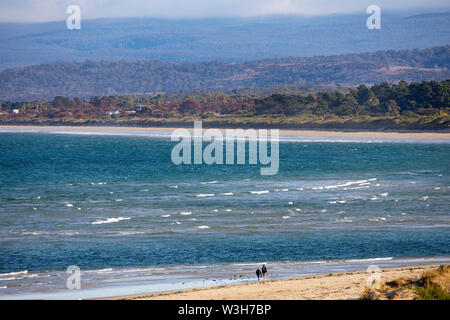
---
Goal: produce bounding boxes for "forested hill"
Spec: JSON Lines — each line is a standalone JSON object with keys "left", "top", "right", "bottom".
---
{"left": 1, "top": 45, "right": 449, "bottom": 102}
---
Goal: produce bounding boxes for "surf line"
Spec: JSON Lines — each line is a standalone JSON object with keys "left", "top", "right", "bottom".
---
{"left": 171, "top": 121, "right": 279, "bottom": 175}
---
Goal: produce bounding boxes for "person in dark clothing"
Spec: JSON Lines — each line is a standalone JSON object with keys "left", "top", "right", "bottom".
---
{"left": 261, "top": 265, "right": 267, "bottom": 281}
{"left": 256, "top": 268, "right": 261, "bottom": 281}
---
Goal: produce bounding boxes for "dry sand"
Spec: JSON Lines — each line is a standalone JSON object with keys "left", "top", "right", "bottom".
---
{"left": 104, "top": 264, "right": 439, "bottom": 300}
{"left": 1, "top": 125, "right": 449, "bottom": 140}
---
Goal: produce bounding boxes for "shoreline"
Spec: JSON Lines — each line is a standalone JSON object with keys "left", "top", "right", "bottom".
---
{"left": 1, "top": 125, "right": 450, "bottom": 140}
{"left": 100, "top": 264, "right": 443, "bottom": 300}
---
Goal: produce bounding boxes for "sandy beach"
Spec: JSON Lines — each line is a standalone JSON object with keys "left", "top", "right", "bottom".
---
{"left": 1, "top": 125, "right": 449, "bottom": 140}
{"left": 101, "top": 264, "right": 442, "bottom": 300}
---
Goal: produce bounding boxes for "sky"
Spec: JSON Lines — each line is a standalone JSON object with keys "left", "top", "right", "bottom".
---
{"left": 0, "top": 0, "right": 449, "bottom": 23}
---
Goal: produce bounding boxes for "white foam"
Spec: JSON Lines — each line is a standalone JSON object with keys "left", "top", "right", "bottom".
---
{"left": 64, "top": 203, "right": 73, "bottom": 207}
{"left": 221, "top": 193, "right": 234, "bottom": 196}
{"left": 91, "top": 217, "right": 131, "bottom": 225}
{"left": 250, "top": 190, "right": 269, "bottom": 195}
{"left": 197, "top": 226, "right": 210, "bottom": 229}
{"left": 379, "top": 192, "right": 388, "bottom": 197}
{"left": 369, "top": 217, "right": 387, "bottom": 222}
{"left": 179, "top": 211, "right": 192, "bottom": 215}
{"left": 282, "top": 216, "right": 290, "bottom": 219}
{"left": 196, "top": 194, "right": 215, "bottom": 197}
{"left": 0, "top": 270, "right": 28, "bottom": 278}
{"left": 161, "top": 214, "right": 171, "bottom": 218}
{"left": 347, "top": 257, "right": 393, "bottom": 263}
{"left": 201, "top": 181, "right": 218, "bottom": 184}
{"left": 288, "top": 202, "right": 294, "bottom": 205}
{"left": 335, "top": 217, "right": 352, "bottom": 223}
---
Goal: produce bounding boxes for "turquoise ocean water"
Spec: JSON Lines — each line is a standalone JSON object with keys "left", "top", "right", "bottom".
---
{"left": 0, "top": 128, "right": 449, "bottom": 298}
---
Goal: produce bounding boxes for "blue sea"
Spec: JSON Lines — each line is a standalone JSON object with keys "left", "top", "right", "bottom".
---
{"left": 0, "top": 127, "right": 449, "bottom": 299}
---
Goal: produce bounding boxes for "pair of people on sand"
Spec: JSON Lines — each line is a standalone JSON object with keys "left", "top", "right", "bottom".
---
{"left": 256, "top": 265, "right": 267, "bottom": 281}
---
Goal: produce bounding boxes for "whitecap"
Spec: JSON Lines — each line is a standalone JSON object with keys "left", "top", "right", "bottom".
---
{"left": 0, "top": 270, "right": 28, "bottom": 277}
{"left": 91, "top": 217, "right": 131, "bottom": 225}
{"left": 282, "top": 216, "right": 290, "bottom": 219}
{"left": 221, "top": 192, "right": 234, "bottom": 196}
{"left": 65, "top": 203, "right": 73, "bottom": 207}
{"left": 335, "top": 217, "right": 352, "bottom": 223}
{"left": 288, "top": 202, "right": 294, "bottom": 205}
{"left": 196, "top": 193, "right": 215, "bottom": 197}
{"left": 379, "top": 192, "right": 388, "bottom": 197}
{"left": 161, "top": 214, "right": 171, "bottom": 218}
{"left": 179, "top": 211, "right": 192, "bottom": 215}
{"left": 197, "top": 225, "right": 210, "bottom": 229}
{"left": 250, "top": 190, "right": 269, "bottom": 195}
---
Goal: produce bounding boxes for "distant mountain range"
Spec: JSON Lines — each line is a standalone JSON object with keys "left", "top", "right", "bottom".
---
{"left": 0, "top": 45, "right": 449, "bottom": 102}
{"left": 0, "top": 12, "right": 449, "bottom": 70}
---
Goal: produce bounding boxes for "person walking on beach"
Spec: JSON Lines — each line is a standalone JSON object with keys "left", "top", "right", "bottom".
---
{"left": 256, "top": 268, "right": 261, "bottom": 281}
{"left": 261, "top": 264, "right": 267, "bottom": 281}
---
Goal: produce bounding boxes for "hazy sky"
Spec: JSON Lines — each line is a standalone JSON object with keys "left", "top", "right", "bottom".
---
{"left": 0, "top": 0, "right": 449, "bottom": 23}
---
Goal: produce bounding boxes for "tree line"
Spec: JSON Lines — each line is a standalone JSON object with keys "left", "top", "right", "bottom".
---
{"left": 1, "top": 80, "right": 448, "bottom": 122}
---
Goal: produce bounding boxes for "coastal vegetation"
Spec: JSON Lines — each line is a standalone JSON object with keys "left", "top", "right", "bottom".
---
{"left": 1, "top": 79, "right": 448, "bottom": 130}
{"left": 361, "top": 264, "right": 450, "bottom": 300}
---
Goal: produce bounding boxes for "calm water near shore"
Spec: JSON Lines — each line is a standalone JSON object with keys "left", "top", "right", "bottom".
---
{"left": 0, "top": 128, "right": 449, "bottom": 299}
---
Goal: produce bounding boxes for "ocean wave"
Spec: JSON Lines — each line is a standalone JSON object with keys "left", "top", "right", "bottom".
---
{"left": 201, "top": 181, "right": 218, "bottom": 184}
{"left": 346, "top": 257, "right": 393, "bottom": 263}
{"left": 0, "top": 270, "right": 28, "bottom": 278}
{"left": 91, "top": 217, "right": 131, "bottom": 225}
{"left": 250, "top": 190, "right": 269, "bottom": 195}
{"left": 179, "top": 211, "right": 192, "bottom": 215}
{"left": 197, "top": 226, "right": 210, "bottom": 230}
{"left": 196, "top": 194, "right": 215, "bottom": 197}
